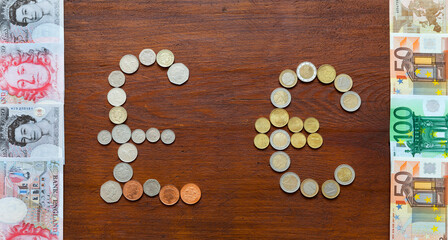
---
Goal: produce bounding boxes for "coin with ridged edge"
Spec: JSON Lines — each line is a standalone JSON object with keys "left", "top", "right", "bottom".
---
{"left": 118, "top": 143, "right": 138, "bottom": 163}
{"left": 139, "top": 49, "right": 156, "bottom": 66}
{"left": 156, "top": 49, "right": 175, "bottom": 67}
{"left": 279, "top": 69, "right": 298, "bottom": 88}
{"left": 146, "top": 128, "right": 160, "bottom": 143}
{"left": 97, "top": 130, "right": 112, "bottom": 145}
{"left": 269, "top": 108, "right": 289, "bottom": 128}
{"left": 317, "top": 64, "right": 336, "bottom": 84}
{"left": 107, "top": 88, "right": 126, "bottom": 107}
{"left": 161, "top": 129, "right": 175, "bottom": 145}
{"left": 131, "top": 129, "right": 146, "bottom": 144}
{"left": 322, "top": 180, "right": 340, "bottom": 199}
{"left": 108, "top": 70, "right": 125, "bottom": 88}
{"left": 109, "top": 106, "right": 127, "bottom": 124}
{"left": 340, "top": 91, "right": 361, "bottom": 112}
{"left": 334, "top": 74, "right": 353, "bottom": 92}
{"left": 254, "top": 133, "right": 269, "bottom": 150}
{"left": 113, "top": 163, "right": 133, "bottom": 183}
{"left": 296, "top": 62, "right": 317, "bottom": 82}
{"left": 334, "top": 164, "right": 355, "bottom": 186}
{"left": 100, "top": 180, "right": 122, "bottom": 203}
{"left": 280, "top": 172, "right": 300, "bottom": 193}
{"left": 143, "top": 179, "right": 161, "bottom": 197}
{"left": 300, "top": 178, "right": 319, "bottom": 198}
{"left": 269, "top": 151, "right": 290, "bottom": 173}
{"left": 288, "top": 117, "right": 303, "bottom": 133}
{"left": 111, "top": 124, "right": 131, "bottom": 144}
{"left": 119, "top": 54, "right": 139, "bottom": 74}
{"left": 270, "top": 129, "right": 290, "bottom": 151}
{"left": 304, "top": 117, "right": 319, "bottom": 133}
{"left": 307, "top": 133, "right": 323, "bottom": 149}
{"left": 270, "top": 87, "right": 291, "bottom": 109}
{"left": 255, "top": 117, "right": 270, "bottom": 133}
{"left": 291, "top": 132, "right": 306, "bottom": 149}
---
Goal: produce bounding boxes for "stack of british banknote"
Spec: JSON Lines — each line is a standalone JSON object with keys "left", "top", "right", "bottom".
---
{"left": 390, "top": 0, "right": 448, "bottom": 239}
{"left": 0, "top": 0, "right": 64, "bottom": 239}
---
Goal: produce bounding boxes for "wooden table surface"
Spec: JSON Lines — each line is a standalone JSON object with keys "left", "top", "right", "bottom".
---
{"left": 64, "top": 0, "right": 389, "bottom": 239}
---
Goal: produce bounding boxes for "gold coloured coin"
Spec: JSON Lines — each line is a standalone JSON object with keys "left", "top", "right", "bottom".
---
{"left": 254, "top": 134, "right": 269, "bottom": 149}
{"left": 288, "top": 117, "right": 303, "bottom": 133}
{"left": 109, "top": 106, "right": 127, "bottom": 124}
{"left": 156, "top": 49, "right": 175, "bottom": 67}
{"left": 291, "top": 133, "right": 306, "bottom": 149}
{"left": 322, "top": 180, "right": 340, "bottom": 199}
{"left": 340, "top": 91, "right": 361, "bottom": 112}
{"left": 300, "top": 179, "right": 319, "bottom": 198}
{"left": 255, "top": 117, "right": 271, "bottom": 133}
{"left": 279, "top": 69, "right": 298, "bottom": 88}
{"left": 307, "top": 133, "right": 323, "bottom": 149}
{"left": 303, "top": 117, "right": 319, "bottom": 133}
{"left": 334, "top": 74, "right": 353, "bottom": 92}
{"left": 269, "top": 108, "right": 289, "bottom": 128}
{"left": 317, "top": 64, "right": 336, "bottom": 84}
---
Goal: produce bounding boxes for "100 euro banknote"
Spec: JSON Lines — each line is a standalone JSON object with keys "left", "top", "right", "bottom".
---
{"left": 0, "top": 160, "right": 62, "bottom": 239}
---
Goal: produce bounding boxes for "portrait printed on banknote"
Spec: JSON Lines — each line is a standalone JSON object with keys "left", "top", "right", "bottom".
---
{"left": 0, "top": 43, "right": 63, "bottom": 104}
{"left": 0, "top": 0, "right": 62, "bottom": 43}
{"left": 391, "top": 0, "right": 446, "bottom": 33}
{"left": 0, "top": 104, "right": 63, "bottom": 158}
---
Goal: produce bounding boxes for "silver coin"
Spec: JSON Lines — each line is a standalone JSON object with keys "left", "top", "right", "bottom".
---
{"left": 107, "top": 88, "right": 127, "bottom": 107}
{"left": 97, "top": 130, "right": 112, "bottom": 145}
{"left": 146, "top": 128, "right": 160, "bottom": 143}
{"left": 143, "top": 179, "right": 161, "bottom": 197}
{"left": 296, "top": 61, "right": 317, "bottom": 82}
{"left": 131, "top": 129, "right": 146, "bottom": 144}
{"left": 334, "top": 164, "right": 355, "bottom": 186}
{"left": 280, "top": 172, "right": 300, "bottom": 194}
{"left": 111, "top": 124, "right": 131, "bottom": 144}
{"left": 113, "top": 163, "right": 133, "bottom": 183}
{"left": 100, "top": 180, "right": 122, "bottom": 203}
{"left": 269, "top": 151, "right": 290, "bottom": 173}
{"left": 340, "top": 91, "right": 361, "bottom": 112}
{"left": 118, "top": 143, "right": 138, "bottom": 163}
{"left": 270, "top": 129, "right": 290, "bottom": 151}
{"left": 167, "top": 63, "right": 189, "bottom": 85}
{"left": 108, "top": 70, "right": 125, "bottom": 88}
{"left": 156, "top": 49, "right": 175, "bottom": 67}
{"left": 139, "top": 49, "right": 156, "bottom": 66}
{"left": 119, "top": 54, "right": 139, "bottom": 74}
{"left": 161, "top": 129, "right": 175, "bottom": 144}
{"left": 270, "top": 87, "right": 291, "bottom": 109}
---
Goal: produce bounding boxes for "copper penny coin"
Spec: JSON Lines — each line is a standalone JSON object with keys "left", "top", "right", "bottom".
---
{"left": 159, "top": 185, "right": 180, "bottom": 206}
{"left": 180, "top": 183, "right": 201, "bottom": 205}
{"left": 122, "top": 180, "right": 143, "bottom": 201}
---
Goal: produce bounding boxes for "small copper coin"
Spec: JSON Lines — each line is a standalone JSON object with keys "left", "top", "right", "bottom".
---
{"left": 180, "top": 183, "right": 202, "bottom": 205}
{"left": 123, "top": 180, "right": 143, "bottom": 201}
{"left": 159, "top": 185, "right": 180, "bottom": 206}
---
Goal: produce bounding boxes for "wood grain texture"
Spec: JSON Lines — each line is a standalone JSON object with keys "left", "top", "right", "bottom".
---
{"left": 64, "top": 0, "right": 389, "bottom": 239}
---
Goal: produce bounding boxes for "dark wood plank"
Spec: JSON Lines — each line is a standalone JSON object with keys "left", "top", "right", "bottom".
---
{"left": 64, "top": 0, "right": 390, "bottom": 238}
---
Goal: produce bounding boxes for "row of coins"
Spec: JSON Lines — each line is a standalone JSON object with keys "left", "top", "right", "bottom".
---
{"left": 279, "top": 62, "right": 361, "bottom": 112}
{"left": 278, "top": 164, "right": 355, "bottom": 199}
{"left": 100, "top": 180, "right": 201, "bottom": 205}
{"left": 97, "top": 126, "right": 175, "bottom": 145}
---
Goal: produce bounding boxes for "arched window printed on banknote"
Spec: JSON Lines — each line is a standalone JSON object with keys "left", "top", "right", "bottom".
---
{"left": 0, "top": 0, "right": 62, "bottom": 43}
{"left": 0, "top": 43, "right": 63, "bottom": 104}
{"left": 0, "top": 104, "right": 63, "bottom": 158}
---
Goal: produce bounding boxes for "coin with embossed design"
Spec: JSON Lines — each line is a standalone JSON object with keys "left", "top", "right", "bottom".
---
{"left": 159, "top": 185, "right": 180, "bottom": 206}
{"left": 119, "top": 54, "right": 139, "bottom": 74}
{"left": 180, "top": 183, "right": 201, "bottom": 205}
{"left": 156, "top": 49, "right": 175, "bottom": 67}
{"left": 123, "top": 180, "right": 143, "bottom": 201}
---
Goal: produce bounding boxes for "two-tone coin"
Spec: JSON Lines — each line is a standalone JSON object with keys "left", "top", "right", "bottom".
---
{"left": 107, "top": 88, "right": 127, "bottom": 107}
{"left": 288, "top": 117, "right": 303, "bottom": 133}
{"left": 254, "top": 134, "right": 269, "bottom": 149}
{"left": 108, "top": 71, "right": 125, "bottom": 88}
{"left": 270, "top": 88, "right": 291, "bottom": 109}
{"left": 340, "top": 91, "right": 361, "bottom": 112}
{"left": 180, "top": 183, "right": 201, "bottom": 205}
{"left": 269, "top": 108, "right": 289, "bottom": 128}
{"left": 156, "top": 49, "right": 175, "bottom": 67}
{"left": 97, "top": 130, "right": 112, "bottom": 145}
{"left": 280, "top": 172, "right": 300, "bottom": 193}
{"left": 118, "top": 143, "right": 138, "bottom": 163}
{"left": 120, "top": 54, "right": 139, "bottom": 74}
{"left": 143, "top": 179, "right": 161, "bottom": 197}
{"left": 300, "top": 179, "right": 319, "bottom": 198}
{"left": 112, "top": 124, "right": 131, "bottom": 144}
{"left": 113, "top": 163, "right": 133, "bottom": 183}
{"left": 255, "top": 117, "right": 271, "bottom": 133}
{"left": 131, "top": 129, "right": 146, "bottom": 144}
{"left": 334, "top": 164, "right": 355, "bottom": 186}
{"left": 139, "top": 49, "right": 156, "bottom": 66}
{"left": 291, "top": 132, "right": 306, "bottom": 149}
{"left": 270, "top": 129, "right": 290, "bottom": 151}
{"left": 100, "top": 180, "right": 122, "bottom": 203}
{"left": 297, "top": 62, "right": 317, "bottom": 82}
{"left": 334, "top": 74, "right": 353, "bottom": 92}
{"left": 161, "top": 129, "right": 175, "bottom": 144}
{"left": 279, "top": 69, "right": 298, "bottom": 88}
{"left": 317, "top": 64, "right": 336, "bottom": 84}
{"left": 322, "top": 180, "right": 340, "bottom": 199}
{"left": 146, "top": 128, "right": 160, "bottom": 143}
{"left": 269, "top": 151, "right": 290, "bottom": 173}
{"left": 168, "top": 63, "right": 189, "bottom": 85}
{"left": 304, "top": 117, "right": 319, "bottom": 133}
{"left": 123, "top": 180, "right": 143, "bottom": 201}
{"left": 109, "top": 106, "right": 127, "bottom": 124}
{"left": 307, "top": 133, "right": 323, "bottom": 149}
{"left": 159, "top": 185, "right": 180, "bottom": 206}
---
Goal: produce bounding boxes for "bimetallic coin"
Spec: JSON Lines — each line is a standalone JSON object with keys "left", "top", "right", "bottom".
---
{"left": 131, "top": 129, "right": 146, "bottom": 144}
{"left": 317, "top": 64, "right": 336, "bottom": 84}
{"left": 270, "top": 88, "right": 291, "bottom": 109}
{"left": 280, "top": 172, "right": 300, "bottom": 193}
{"left": 334, "top": 164, "right": 355, "bottom": 186}
{"left": 97, "top": 130, "right": 112, "bottom": 145}
{"left": 161, "top": 129, "right": 176, "bottom": 145}
{"left": 113, "top": 163, "right": 133, "bottom": 183}
{"left": 108, "top": 70, "right": 125, "bottom": 88}
{"left": 119, "top": 54, "right": 139, "bottom": 74}
{"left": 279, "top": 69, "right": 298, "bottom": 88}
{"left": 156, "top": 49, "right": 175, "bottom": 67}
{"left": 254, "top": 134, "right": 269, "bottom": 150}
{"left": 107, "top": 88, "right": 127, "bottom": 107}
{"left": 269, "top": 108, "right": 289, "bottom": 128}
{"left": 334, "top": 74, "right": 353, "bottom": 92}
{"left": 143, "top": 179, "right": 161, "bottom": 197}
{"left": 123, "top": 180, "right": 143, "bottom": 201}
{"left": 296, "top": 62, "right": 317, "bottom": 82}
{"left": 112, "top": 124, "right": 131, "bottom": 144}
{"left": 159, "top": 185, "right": 180, "bottom": 206}
{"left": 304, "top": 117, "right": 319, "bottom": 133}
{"left": 270, "top": 129, "right": 290, "bottom": 151}
{"left": 269, "top": 151, "right": 290, "bottom": 173}
{"left": 118, "top": 143, "right": 138, "bottom": 163}
{"left": 340, "top": 91, "right": 361, "bottom": 112}
{"left": 300, "top": 179, "right": 319, "bottom": 198}
{"left": 307, "top": 133, "right": 323, "bottom": 149}
{"left": 167, "top": 63, "right": 189, "bottom": 85}
{"left": 100, "top": 180, "right": 122, "bottom": 203}
{"left": 288, "top": 117, "right": 303, "bottom": 133}
{"left": 109, "top": 106, "right": 127, "bottom": 124}
{"left": 146, "top": 128, "right": 160, "bottom": 143}
{"left": 322, "top": 180, "right": 340, "bottom": 199}
{"left": 180, "top": 183, "right": 202, "bottom": 205}
{"left": 291, "top": 133, "right": 306, "bottom": 149}
{"left": 139, "top": 48, "right": 156, "bottom": 66}
{"left": 255, "top": 117, "right": 271, "bottom": 133}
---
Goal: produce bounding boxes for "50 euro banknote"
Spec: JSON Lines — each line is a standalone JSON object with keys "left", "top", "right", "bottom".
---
{"left": 0, "top": 159, "right": 62, "bottom": 240}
